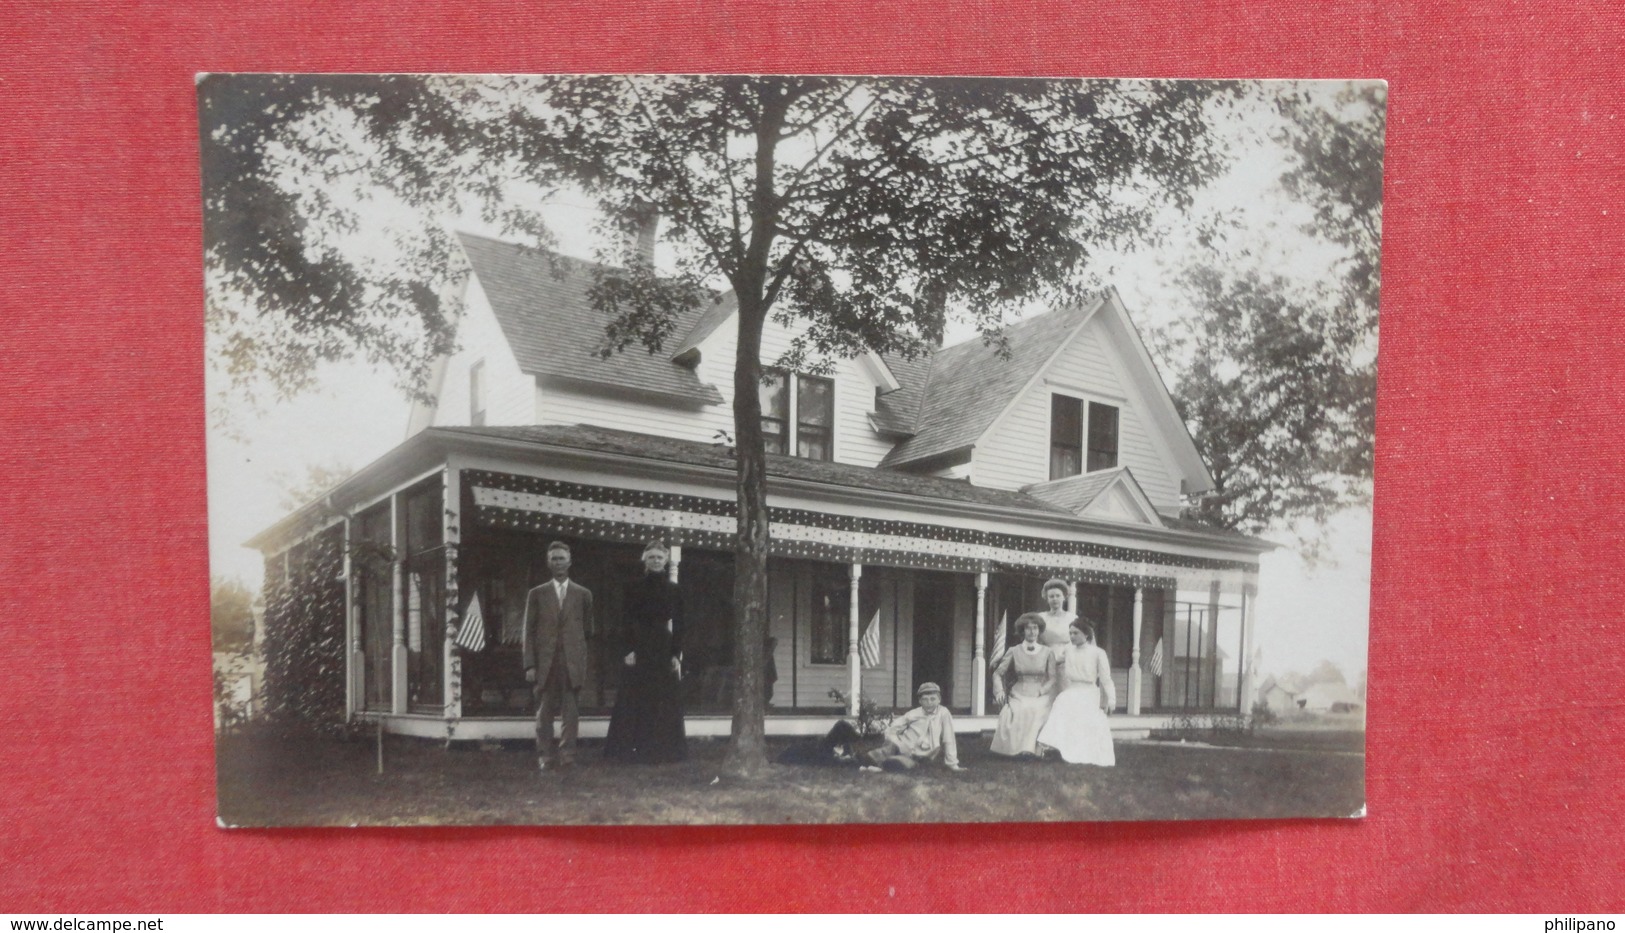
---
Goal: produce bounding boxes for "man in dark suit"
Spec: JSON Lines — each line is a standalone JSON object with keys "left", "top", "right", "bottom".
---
{"left": 524, "top": 541, "right": 594, "bottom": 770}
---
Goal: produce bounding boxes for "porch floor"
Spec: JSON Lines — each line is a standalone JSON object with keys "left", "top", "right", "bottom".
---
{"left": 365, "top": 712, "right": 1183, "bottom": 741}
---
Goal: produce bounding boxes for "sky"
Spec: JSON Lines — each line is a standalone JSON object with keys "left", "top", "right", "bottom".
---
{"left": 206, "top": 78, "right": 1374, "bottom": 684}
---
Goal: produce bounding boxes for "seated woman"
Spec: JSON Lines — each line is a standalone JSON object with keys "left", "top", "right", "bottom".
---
{"left": 989, "top": 615, "right": 1057, "bottom": 757}
{"left": 1035, "top": 619, "right": 1116, "bottom": 766}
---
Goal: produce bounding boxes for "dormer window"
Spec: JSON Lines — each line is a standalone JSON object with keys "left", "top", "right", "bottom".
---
{"left": 761, "top": 368, "right": 834, "bottom": 462}
{"left": 1050, "top": 394, "right": 1118, "bottom": 480}
{"left": 469, "top": 360, "right": 487, "bottom": 427}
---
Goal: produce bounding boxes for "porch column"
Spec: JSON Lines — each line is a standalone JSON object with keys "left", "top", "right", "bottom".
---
{"left": 343, "top": 514, "right": 360, "bottom": 721}
{"left": 1239, "top": 583, "right": 1258, "bottom": 713}
{"left": 973, "top": 572, "right": 988, "bottom": 716}
{"left": 443, "top": 466, "right": 461, "bottom": 723}
{"left": 390, "top": 493, "right": 408, "bottom": 714}
{"left": 1066, "top": 580, "right": 1078, "bottom": 615}
{"left": 1128, "top": 587, "right": 1144, "bottom": 716}
{"left": 667, "top": 544, "right": 681, "bottom": 583}
{"left": 847, "top": 562, "right": 863, "bottom": 716}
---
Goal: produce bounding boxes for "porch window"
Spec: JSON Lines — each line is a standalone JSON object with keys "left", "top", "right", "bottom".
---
{"left": 354, "top": 502, "right": 394, "bottom": 711}
{"left": 761, "top": 368, "right": 835, "bottom": 462}
{"left": 809, "top": 566, "right": 850, "bottom": 664}
{"left": 399, "top": 479, "right": 444, "bottom": 711}
{"left": 795, "top": 375, "right": 833, "bottom": 461}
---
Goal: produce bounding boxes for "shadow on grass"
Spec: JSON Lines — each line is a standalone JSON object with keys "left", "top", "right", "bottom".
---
{"left": 216, "top": 725, "right": 1365, "bottom": 828}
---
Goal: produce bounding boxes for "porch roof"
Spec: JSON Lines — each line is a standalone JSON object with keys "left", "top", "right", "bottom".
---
{"left": 441, "top": 423, "right": 1072, "bottom": 513}
{"left": 248, "top": 423, "right": 1273, "bottom": 558}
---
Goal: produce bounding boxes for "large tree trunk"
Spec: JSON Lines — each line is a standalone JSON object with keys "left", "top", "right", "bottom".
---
{"left": 724, "top": 297, "right": 771, "bottom": 777}
{"left": 722, "top": 79, "right": 790, "bottom": 778}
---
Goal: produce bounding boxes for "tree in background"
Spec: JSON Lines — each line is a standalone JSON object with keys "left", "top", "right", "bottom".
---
{"left": 202, "top": 75, "right": 1234, "bottom": 774}
{"left": 1160, "top": 84, "right": 1384, "bottom": 548}
{"left": 211, "top": 576, "right": 257, "bottom": 652}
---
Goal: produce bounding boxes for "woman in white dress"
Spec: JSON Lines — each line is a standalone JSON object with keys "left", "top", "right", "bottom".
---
{"left": 1034, "top": 578, "right": 1076, "bottom": 660}
{"left": 1036, "top": 620, "right": 1116, "bottom": 766}
{"left": 989, "top": 616, "right": 1056, "bottom": 757}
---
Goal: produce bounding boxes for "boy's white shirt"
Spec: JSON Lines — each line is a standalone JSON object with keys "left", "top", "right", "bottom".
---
{"left": 884, "top": 704, "right": 960, "bottom": 768}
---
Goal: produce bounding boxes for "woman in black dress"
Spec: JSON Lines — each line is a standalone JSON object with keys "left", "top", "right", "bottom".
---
{"left": 603, "top": 540, "right": 688, "bottom": 763}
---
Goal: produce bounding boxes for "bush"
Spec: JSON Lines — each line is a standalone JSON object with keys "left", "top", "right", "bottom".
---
{"left": 1151, "top": 712, "right": 1257, "bottom": 743}
{"left": 260, "top": 526, "right": 348, "bottom": 732}
{"left": 1250, "top": 699, "right": 1280, "bottom": 728}
{"left": 828, "top": 689, "right": 895, "bottom": 736}
{"left": 214, "top": 666, "right": 253, "bottom": 733}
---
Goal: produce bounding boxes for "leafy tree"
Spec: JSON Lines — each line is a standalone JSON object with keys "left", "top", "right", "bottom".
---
{"left": 1304, "top": 659, "right": 1349, "bottom": 687}
{"left": 211, "top": 576, "right": 257, "bottom": 652}
{"left": 202, "top": 75, "right": 1233, "bottom": 774}
{"left": 271, "top": 461, "right": 355, "bottom": 513}
{"left": 1161, "top": 83, "right": 1384, "bottom": 544}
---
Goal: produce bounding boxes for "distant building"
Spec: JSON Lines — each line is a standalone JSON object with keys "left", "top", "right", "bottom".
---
{"left": 1298, "top": 682, "right": 1363, "bottom": 714}
{"left": 1256, "top": 675, "right": 1300, "bottom": 715}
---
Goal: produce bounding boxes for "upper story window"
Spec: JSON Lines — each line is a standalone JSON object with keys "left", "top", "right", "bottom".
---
{"left": 1086, "top": 401, "right": 1119, "bottom": 472}
{"left": 760, "top": 368, "right": 834, "bottom": 462}
{"left": 1050, "top": 394, "right": 1118, "bottom": 480}
{"left": 469, "top": 360, "right": 486, "bottom": 427}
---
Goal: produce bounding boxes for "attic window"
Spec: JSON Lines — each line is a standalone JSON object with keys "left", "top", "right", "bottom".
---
{"left": 1087, "top": 402, "right": 1119, "bottom": 472}
{"left": 760, "top": 368, "right": 834, "bottom": 462}
{"left": 1050, "top": 394, "right": 1118, "bottom": 480}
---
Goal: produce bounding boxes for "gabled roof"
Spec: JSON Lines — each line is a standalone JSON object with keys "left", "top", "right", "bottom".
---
{"left": 1021, "top": 466, "right": 1163, "bottom": 526}
{"left": 456, "top": 232, "right": 724, "bottom": 405}
{"left": 669, "top": 291, "right": 739, "bottom": 365}
{"left": 872, "top": 351, "right": 932, "bottom": 435}
{"left": 880, "top": 297, "right": 1105, "bottom": 466}
{"left": 879, "top": 290, "right": 1214, "bottom": 495}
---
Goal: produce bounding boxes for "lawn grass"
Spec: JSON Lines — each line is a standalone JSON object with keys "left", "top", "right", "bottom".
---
{"left": 216, "top": 726, "right": 1365, "bottom": 827}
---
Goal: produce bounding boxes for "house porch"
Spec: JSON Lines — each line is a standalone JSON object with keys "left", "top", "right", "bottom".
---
{"left": 251, "top": 428, "right": 1268, "bottom": 738}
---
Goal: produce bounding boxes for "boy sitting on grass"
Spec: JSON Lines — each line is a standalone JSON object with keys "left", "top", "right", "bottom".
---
{"left": 862, "top": 682, "right": 965, "bottom": 772}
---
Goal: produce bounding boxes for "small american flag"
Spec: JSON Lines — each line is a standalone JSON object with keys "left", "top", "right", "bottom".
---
{"left": 1148, "top": 637, "right": 1164, "bottom": 677}
{"left": 987, "top": 610, "right": 1008, "bottom": 668}
{"left": 859, "top": 609, "right": 882, "bottom": 669}
{"left": 454, "top": 593, "right": 487, "bottom": 653}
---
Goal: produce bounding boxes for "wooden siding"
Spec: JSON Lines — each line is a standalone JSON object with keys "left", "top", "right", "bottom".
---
{"left": 538, "top": 382, "right": 734, "bottom": 439}
{"left": 536, "top": 313, "right": 896, "bottom": 467}
{"left": 431, "top": 277, "right": 536, "bottom": 428}
{"left": 973, "top": 316, "right": 1180, "bottom": 507}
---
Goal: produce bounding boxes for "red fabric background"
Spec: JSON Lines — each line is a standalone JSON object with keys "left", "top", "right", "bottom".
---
{"left": 2, "top": 0, "right": 1622, "bottom": 913}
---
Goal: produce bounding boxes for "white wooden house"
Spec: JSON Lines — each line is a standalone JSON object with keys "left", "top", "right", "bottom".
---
{"left": 248, "top": 232, "right": 1273, "bottom": 739}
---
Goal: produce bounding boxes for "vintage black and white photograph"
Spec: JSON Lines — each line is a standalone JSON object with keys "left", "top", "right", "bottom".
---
{"left": 203, "top": 74, "right": 1382, "bottom": 826}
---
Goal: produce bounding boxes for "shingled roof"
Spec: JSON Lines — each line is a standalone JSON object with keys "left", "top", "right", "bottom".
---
{"left": 457, "top": 232, "right": 725, "bottom": 404}
{"left": 872, "top": 351, "right": 931, "bottom": 434}
{"left": 432, "top": 423, "right": 1076, "bottom": 515}
{"left": 880, "top": 296, "right": 1105, "bottom": 466}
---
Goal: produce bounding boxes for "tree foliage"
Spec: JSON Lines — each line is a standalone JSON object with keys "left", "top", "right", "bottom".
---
{"left": 210, "top": 576, "right": 257, "bottom": 652}
{"left": 260, "top": 526, "right": 348, "bottom": 730}
{"left": 1162, "top": 83, "right": 1384, "bottom": 544}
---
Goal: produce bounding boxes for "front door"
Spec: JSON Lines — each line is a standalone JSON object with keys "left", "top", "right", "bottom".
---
{"left": 911, "top": 571, "right": 956, "bottom": 707}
